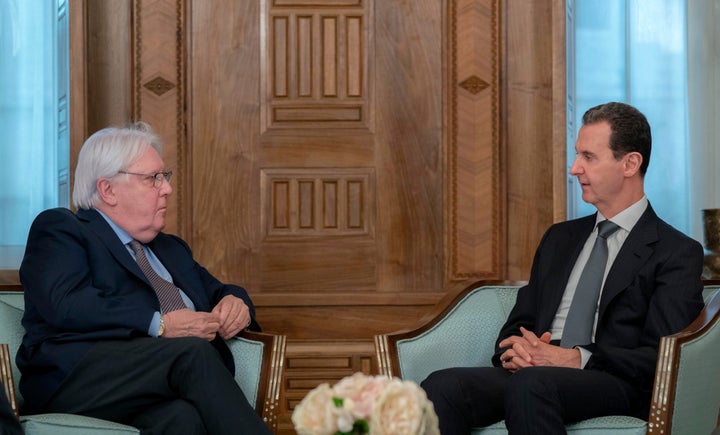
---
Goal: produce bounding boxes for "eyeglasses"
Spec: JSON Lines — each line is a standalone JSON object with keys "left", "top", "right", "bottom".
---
{"left": 117, "top": 170, "right": 172, "bottom": 188}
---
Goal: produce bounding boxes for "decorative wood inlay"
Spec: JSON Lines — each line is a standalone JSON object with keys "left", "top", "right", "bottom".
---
{"left": 458, "top": 74, "right": 489, "bottom": 94}
{"left": 273, "top": 0, "right": 363, "bottom": 6}
{"left": 143, "top": 75, "right": 176, "bottom": 96}
{"left": 447, "top": 0, "right": 502, "bottom": 280}
{"left": 261, "top": 168, "right": 374, "bottom": 238}
{"left": 263, "top": 0, "right": 372, "bottom": 131}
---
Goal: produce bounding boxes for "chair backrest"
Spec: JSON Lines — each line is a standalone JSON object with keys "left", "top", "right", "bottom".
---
{"left": 649, "top": 285, "right": 720, "bottom": 435}
{"left": 376, "top": 284, "right": 519, "bottom": 384}
{"left": 0, "top": 291, "right": 25, "bottom": 410}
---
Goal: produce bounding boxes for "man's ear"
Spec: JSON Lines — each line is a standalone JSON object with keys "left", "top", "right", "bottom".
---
{"left": 623, "top": 152, "right": 643, "bottom": 177}
{"left": 96, "top": 178, "right": 118, "bottom": 206}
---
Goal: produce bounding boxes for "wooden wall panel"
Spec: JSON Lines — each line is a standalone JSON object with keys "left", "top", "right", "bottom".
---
{"left": 505, "top": 0, "right": 566, "bottom": 280}
{"left": 68, "top": 0, "right": 566, "bottom": 294}
{"left": 67, "top": 1, "right": 567, "bottom": 432}
{"left": 132, "top": 0, "right": 186, "bottom": 237}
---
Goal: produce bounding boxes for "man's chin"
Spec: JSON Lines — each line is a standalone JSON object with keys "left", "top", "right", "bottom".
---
{"left": 581, "top": 192, "right": 597, "bottom": 205}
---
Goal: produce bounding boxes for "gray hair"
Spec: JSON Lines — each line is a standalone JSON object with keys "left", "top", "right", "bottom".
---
{"left": 72, "top": 122, "right": 163, "bottom": 210}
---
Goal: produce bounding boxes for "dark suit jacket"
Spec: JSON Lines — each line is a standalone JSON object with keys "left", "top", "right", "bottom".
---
{"left": 17, "top": 207, "right": 259, "bottom": 413}
{"left": 493, "top": 204, "right": 704, "bottom": 394}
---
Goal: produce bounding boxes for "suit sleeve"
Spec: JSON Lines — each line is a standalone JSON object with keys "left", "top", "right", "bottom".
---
{"left": 491, "top": 227, "right": 555, "bottom": 366}
{"left": 160, "top": 234, "right": 260, "bottom": 331}
{"left": 20, "top": 209, "right": 156, "bottom": 336}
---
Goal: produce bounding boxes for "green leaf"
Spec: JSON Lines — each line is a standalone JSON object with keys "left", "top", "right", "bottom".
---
{"left": 332, "top": 397, "right": 344, "bottom": 408}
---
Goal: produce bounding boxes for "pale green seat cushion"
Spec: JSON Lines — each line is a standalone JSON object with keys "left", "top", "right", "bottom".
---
{"left": 21, "top": 414, "right": 139, "bottom": 435}
{"left": 470, "top": 416, "right": 646, "bottom": 435}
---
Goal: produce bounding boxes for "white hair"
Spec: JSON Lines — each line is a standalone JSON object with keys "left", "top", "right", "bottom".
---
{"left": 72, "top": 122, "right": 163, "bottom": 210}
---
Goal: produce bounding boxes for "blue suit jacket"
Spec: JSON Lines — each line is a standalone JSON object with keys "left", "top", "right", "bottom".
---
{"left": 493, "top": 204, "right": 704, "bottom": 394}
{"left": 17, "top": 207, "right": 258, "bottom": 412}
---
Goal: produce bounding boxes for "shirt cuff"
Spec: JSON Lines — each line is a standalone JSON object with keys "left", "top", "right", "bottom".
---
{"left": 577, "top": 346, "right": 591, "bottom": 368}
{"left": 149, "top": 311, "right": 162, "bottom": 337}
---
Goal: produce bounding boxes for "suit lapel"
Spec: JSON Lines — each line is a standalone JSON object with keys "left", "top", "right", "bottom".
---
{"left": 77, "top": 208, "right": 151, "bottom": 286}
{"left": 598, "top": 205, "right": 659, "bottom": 317}
{"left": 537, "top": 214, "right": 597, "bottom": 330}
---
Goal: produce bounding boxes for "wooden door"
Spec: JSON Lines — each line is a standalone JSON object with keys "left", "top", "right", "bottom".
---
{"left": 186, "top": 0, "right": 502, "bottom": 339}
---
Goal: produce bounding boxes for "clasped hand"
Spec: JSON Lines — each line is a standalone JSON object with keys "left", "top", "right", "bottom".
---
{"left": 498, "top": 327, "right": 581, "bottom": 372}
{"left": 160, "top": 295, "right": 252, "bottom": 340}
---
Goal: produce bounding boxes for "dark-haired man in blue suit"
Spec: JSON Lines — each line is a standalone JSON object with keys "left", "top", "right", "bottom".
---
{"left": 422, "top": 102, "right": 704, "bottom": 434}
{"left": 18, "top": 122, "right": 270, "bottom": 435}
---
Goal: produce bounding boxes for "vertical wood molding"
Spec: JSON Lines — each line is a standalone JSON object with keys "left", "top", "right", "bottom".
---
{"left": 446, "top": 0, "right": 504, "bottom": 282}
{"left": 69, "top": 0, "right": 87, "bottom": 201}
{"left": 132, "top": 0, "right": 188, "bottom": 239}
{"left": 552, "top": 0, "right": 567, "bottom": 224}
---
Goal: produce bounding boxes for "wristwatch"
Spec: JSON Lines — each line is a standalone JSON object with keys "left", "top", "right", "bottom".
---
{"left": 158, "top": 316, "right": 166, "bottom": 337}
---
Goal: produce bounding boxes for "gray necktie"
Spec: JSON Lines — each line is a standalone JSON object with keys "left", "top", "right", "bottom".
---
{"left": 129, "top": 240, "right": 187, "bottom": 314}
{"left": 560, "top": 220, "right": 620, "bottom": 348}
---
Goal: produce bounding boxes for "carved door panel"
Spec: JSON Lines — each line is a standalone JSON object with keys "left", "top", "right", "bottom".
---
{"left": 164, "top": 0, "right": 501, "bottom": 338}
{"left": 190, "top": 1, "right": 445, "bottom": 296}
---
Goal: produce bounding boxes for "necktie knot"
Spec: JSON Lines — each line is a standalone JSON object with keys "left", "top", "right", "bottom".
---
{"left": 596, "top": 220, "right": 620, "bottom": 240}
{"left": 129, "top": 240, "right": 144, "bottom": 255}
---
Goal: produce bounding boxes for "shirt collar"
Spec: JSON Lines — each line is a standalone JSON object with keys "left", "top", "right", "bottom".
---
{"left": 595, "top": 195, "right": 648, "bottom": 233}
{"left": 93, "top": 208, "right": 134, "bottom": 246}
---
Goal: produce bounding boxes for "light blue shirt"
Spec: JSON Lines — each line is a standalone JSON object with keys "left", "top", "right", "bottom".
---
{"left": 94, "top": 209, "right": 195, "bottom": 336}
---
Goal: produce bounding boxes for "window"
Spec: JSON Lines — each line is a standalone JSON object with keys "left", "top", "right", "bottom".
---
{"left": 567, "top": 0, "right": 690, "bottom": 235}
{"left": 0, "top": 0, "right": 69, "bottom": 270}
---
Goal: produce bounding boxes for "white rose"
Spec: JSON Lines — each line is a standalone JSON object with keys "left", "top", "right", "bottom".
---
{"left": 370, "top": 380, "right": 431, "bottom": 435}
{"left": 292, "top": 383, "right": 338, "bottom": 435}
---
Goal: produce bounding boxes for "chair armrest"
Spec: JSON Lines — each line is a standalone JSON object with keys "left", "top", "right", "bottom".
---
{"left": 0, "top": 343, "right": 18, "bottom": 418}
{"left": 227, "top": 331, "right": 286, "bottom": 433}
{"left": 648, "top": 285, "right": 720, "bottom": 434}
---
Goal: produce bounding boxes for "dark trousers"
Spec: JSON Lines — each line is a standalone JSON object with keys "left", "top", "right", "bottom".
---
{"left": 44, "top": 337, "right": 271, "bottom": 435}
{"left": 421, "top": 366, "right": 646, "bottom": 435}
{"left": 0, "top": 383, "right": 22, "bottom": 435}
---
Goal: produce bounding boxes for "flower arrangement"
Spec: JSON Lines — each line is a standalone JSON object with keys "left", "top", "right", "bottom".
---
{"left": 292, "top": 372, "right": 440, "bottom": 435}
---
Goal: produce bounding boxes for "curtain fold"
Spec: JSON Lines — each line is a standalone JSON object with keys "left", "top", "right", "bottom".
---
{"left": 687, "top": 0, "right": 720, "bottom": 243}
{"left": 0, "top": 0, "right": 60, "bottom": 267}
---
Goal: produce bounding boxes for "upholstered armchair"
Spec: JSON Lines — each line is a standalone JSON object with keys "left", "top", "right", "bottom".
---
{"left": 375, "top": 280, "right": 720, "bottom": 435}
{"left": 0, "top": 290, "right": 286, "bottom": 435}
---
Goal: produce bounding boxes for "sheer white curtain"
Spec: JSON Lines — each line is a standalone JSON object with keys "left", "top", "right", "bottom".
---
{"left": 0, "top": 0, "right": 64, "bottom": 267}
{"left": 687, "top": 0, "right": 720, "bottom": 243}
{"left": 569, "top": 0, "right": 691, "bottom": 237}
